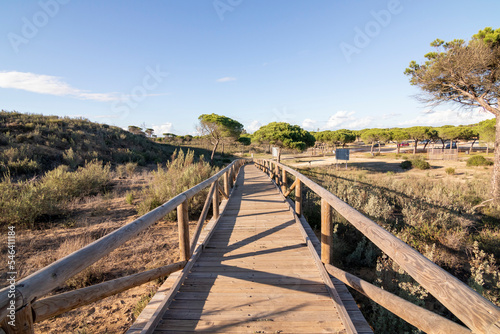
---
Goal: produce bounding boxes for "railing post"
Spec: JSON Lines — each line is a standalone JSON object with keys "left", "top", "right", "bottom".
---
{"left": 295, "top": 179, "right": 302, "bottom": 216}
{"left": 275, "top": 163, "right": 279, "bottom": 185}
{"left": 281, "top": 168, "right": 287, "bottom": 193}
{"left": 213, "top": 182, "right": 219, "bottom": 219}
{"left": 224, "top": 170, "right": 230, "bottom": 197}
{"left": 1, "top": 302, "right": 35, "bottom": 334}
{"left": 321, "top": 198, "right": 332, "bottom": 264}
{"left": 177, "top": 200, "right": 190, "bottom": 261}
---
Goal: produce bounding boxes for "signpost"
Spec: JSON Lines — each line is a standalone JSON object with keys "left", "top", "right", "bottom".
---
{"left": 335, "top": 148, "right": 349, "bottom": 169}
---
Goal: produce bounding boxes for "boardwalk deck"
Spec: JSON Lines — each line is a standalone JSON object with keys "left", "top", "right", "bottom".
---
{"left": 129, "top": 164, "right": 372, "bottom": 334}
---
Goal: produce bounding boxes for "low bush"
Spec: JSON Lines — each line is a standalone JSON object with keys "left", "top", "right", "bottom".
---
{"left": 411, "top": 156, "right": 431, "bottom": 170}
{"left": 467, "top": 155, "right": 493, "bottom": 166}
{"left": 400, "top": 160, "right": 412, "bottom": 170}
{"left": 0, "top": 160, "right": 111, "bottom": 228}
{"left": 137, "top": 149, "right": 216, "bottom": 219}
{"left": 445, "top": 167, "right": 455, "bottom": 175}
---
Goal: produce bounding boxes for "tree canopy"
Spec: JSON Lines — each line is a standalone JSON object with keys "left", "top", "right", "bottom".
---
{"left": 252, "top": 122, "right": 315, "bottom": 161}
{"left": 405, "top": 27, "right": 500, "bottom": 199}
{"left": 198, "top": 113, "right": 244, "bottom": 163}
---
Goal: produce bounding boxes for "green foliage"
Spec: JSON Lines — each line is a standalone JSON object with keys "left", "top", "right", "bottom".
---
{"left": 467, "top": 155, "right": 494, "bottom": 166}
{"left": 0, "top": 111, "right": 174, "bottom": 177}
{"left": 314, "top": 129, "right": 356, "bottom": 147}
{"left": 252, "top": 122, "right": 315, "bottom": 152}
{"left": 400, "top": 160, "right": 412, "bottom": 170}
{"left": 411, "top": 156, "right": 431, "bottom": 170}
{"left": 198, "top": 113, "right": 244, "bottom": 140}
{"left": 137, "top": 149, "right": 216, "bottom": 219}
{"left": 445, "top": 167, "right": 455, "bottom": 175}
{"left": 0, "top": 160, "right": 111, "bottom": 228}
{"left": 237, "top": 135, "right": 251, "bottom": 146}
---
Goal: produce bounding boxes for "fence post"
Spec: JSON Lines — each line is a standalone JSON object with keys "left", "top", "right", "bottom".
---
{"left": 213, "top": 182, "right": 219, "bottom": 219}
{"left": 275, "top": 164, "right": 279, "bottom": 185}
{"left": 224, "top": 170, "right": 230, "bottom": 197}
{"left": 295, "top": 180, "right": 302, "bottom": 216}
{"left": 321, "top": 198, "right": 332, "bottom": 264}
{"left": 281, "top": 168, "right": 287, "bottom": 193}
{"left": 177, "top": 200, "right": 190, "bottom": 261}
{"left": 2, "top": 302, "right": 35, "bottom": 334}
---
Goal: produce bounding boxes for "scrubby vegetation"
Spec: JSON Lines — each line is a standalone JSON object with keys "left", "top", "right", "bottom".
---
{"left": 467, "top": 155, "right": 494, "bottom": 166}
{"left": 400, "top": 156, "right": 431, "bottom": 170}
{"left": 0, "top": 160, "right": 111, "bottom": 228}
{"left": 0, "top": 110, "right": 175, "bottom": 178}
{"left": 137, "top": 149, "right": 217, "bottom": 219}
{"left": 298, "top": 165, "right": 499, "bottom": 333}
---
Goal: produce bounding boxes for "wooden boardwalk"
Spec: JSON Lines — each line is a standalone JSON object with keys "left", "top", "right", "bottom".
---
{"left": 130, "top": 164, "right": 372, "bottom": 333}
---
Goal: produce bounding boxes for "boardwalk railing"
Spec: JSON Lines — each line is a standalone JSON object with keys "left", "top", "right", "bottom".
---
{"left": 255, "top": 159, "right": 500, "bottom": 334}
{"left": 0, "top": 159, "right": 246, "bottom": 334}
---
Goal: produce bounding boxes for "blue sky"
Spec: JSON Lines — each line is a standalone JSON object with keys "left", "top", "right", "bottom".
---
{"left": 0, "top": 1, "right": 498, "bottom": 136}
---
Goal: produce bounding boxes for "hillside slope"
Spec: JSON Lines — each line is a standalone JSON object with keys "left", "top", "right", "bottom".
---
{"left": 0, "top": 111, "right": 176, "bottom": 177}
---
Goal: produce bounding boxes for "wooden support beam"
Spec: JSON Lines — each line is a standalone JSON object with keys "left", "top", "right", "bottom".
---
{"left": 274, "top": 164, "right": 279, "bottom": 185}
{"left": 177, "top": 200, "right": 190, "bottom": 261}
{"left": 190, "top": 182, "right": 217, "bottom": 255}
{"left": 283, "top": 179, "right": 297, "bottom": 198}
{"left": 218, "top": 186, "right": 229, "bottom": 200}
{"left": 0, "top": 302, "right": 34, "bottom": 334}
{"left": 281, "top": 168, "right": 287, "bottom": 193}
{"left": 321, "top": 198, "right": 332, "bottom": 265}
{"left": 325, "top": 264, "right": 471, "bottom": 334}
{"left": 295, "top": 180, "right": 302, "bottom": 216}
{"left": 32, "top": 262, "right": 185, "bottom": 323}
{"left": 212, "top": 182, "right": 219, "bottom": 219}
{"left": 224, "top": 171, "right": 230, "bottom": 198}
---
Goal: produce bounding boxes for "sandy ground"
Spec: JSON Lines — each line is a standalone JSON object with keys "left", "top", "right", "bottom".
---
{"left": 0, "top": 172, "right": 197, "bottom": 334}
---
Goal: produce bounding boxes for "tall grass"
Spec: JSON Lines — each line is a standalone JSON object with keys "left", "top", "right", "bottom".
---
{"left": 0, "top": 160, "right": 111, "bottom": 228}
{"left": 137, "top": 149, "right": 217, "bottom": 220}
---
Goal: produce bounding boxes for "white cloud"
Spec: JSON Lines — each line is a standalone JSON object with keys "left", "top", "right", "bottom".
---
{"left": 152, "top": 122, "right": 174, "bottom": 136}
{"left": 324, "top": 111, "right": 355, "bottom": 129}
{"left": 0, "top": 71, "right": 118, "bottom": 102}
{"left": 399, "top": 109, "right": 493, "bottom": 127}
{"left": 346, "top": 117, "right": 373, "bottom": 129}
{"left": 302, "top": 118, "right": 317, "bottom": 130}
{"left": 216, "top": 77, "right": 236, "bottom": 83}
{"left": 246, "top": 120, "right": 262, "bottom": 133}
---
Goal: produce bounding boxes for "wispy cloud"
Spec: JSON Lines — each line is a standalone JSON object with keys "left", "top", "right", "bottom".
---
{"left": 216, "top": 76, "right": 236, "bottom": 83}
{"left": 0, "top": 71, "right": 118, "bottom": 102}
{"left": 399, "top": 109, "right": 493, "bottom": 127}
{"left": 246, "top": 120, "right": 262, "bottom": 133}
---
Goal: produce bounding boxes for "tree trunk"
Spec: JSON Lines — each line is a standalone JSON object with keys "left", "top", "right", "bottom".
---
{"left": 378, "top": 141, "right": 381, "bottom": 154}
{"left": 413, "top": 140, "right": 418, "bottom": 155}
{"left": 470, "top": 139, "right": 476, "bottom": 152}
{"left": 397, "top": 143, "right": 401, "bottom": 155}
{"left": 492, "top": 116, "right": 500, "bottom": 201}
{"left": 370, "top": 143, "right": 374, "bottom": 156}
{"left": 210, "top": 139, "right": 220, "bottom": 164}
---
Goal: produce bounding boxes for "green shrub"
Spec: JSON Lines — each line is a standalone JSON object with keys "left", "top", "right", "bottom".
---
{"left": 0, "top": 160, "right": 111, "bottom": 228}
{"left": 411, "top": 156, "right": 430, "bottom": 170}
{"left": 400, "top": 160, "right": 412, "bottom": 170}
{"left": 467, "top": 155, "right": 493, "bottom": 166}
{"left": 445, "top": 167, "right": 455, "bottom": 175}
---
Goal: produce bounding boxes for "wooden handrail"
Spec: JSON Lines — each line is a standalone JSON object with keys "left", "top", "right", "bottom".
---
{"left": 256, "top": 159, "right": 500, "bottom": 334}
{"left": 190, "top": 182, "right": 217, "bottom": 255}
{"left": 32, "top": 261, "right": 186, "bottom": 323}
{"left": 325, "top": 264, "right": 471, "bottom": 334}
{"left": 0, "top": 159, "right": 244, "bottom": 326}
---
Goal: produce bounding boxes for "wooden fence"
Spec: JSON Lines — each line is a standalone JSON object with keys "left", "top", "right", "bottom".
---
{"left": 0, "top": 159, "right": 246, "bottom": 334}
{"left": 255, "top": 159, "right": 500, "bottom": 334}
